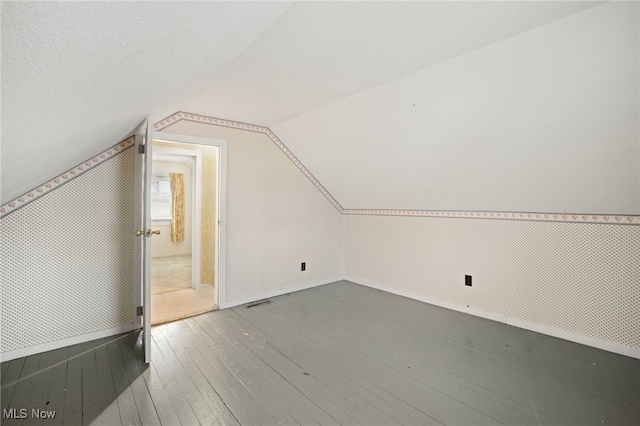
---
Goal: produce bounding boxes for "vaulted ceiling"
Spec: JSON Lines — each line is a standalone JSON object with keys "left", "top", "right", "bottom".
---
{"left": 2, "top": 1, "right": 638, "bottom": 213}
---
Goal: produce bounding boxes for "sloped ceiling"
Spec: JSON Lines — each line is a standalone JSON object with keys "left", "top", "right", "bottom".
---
{"left": 179, "top": 1, "right": 603, "bottom": 126}
{"left": 1, "top": 1, "right": 292, "bottom": 202}
{"left": 273, "top": 1, "right": 640, "bottom": 214}
{"left": 3, "top": 1, "right": 637, "bottom": 214}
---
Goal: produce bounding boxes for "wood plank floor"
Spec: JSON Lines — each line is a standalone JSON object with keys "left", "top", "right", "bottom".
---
{"left": 2, "top": 280, "right": 639, "bottom": 425}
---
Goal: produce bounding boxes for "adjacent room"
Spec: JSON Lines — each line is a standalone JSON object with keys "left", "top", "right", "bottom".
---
{"left": 149, "top": 140, "right": 220, "bottom": 326}
{"left": 1, "top": 1, "right": 639, "bottom": 425}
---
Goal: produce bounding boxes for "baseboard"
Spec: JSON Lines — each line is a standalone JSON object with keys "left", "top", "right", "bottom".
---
{"left": 344, "top": 275, "right": 640, "bottom": 360}
{"left": 0, "top": 323, "right": 139, "bottom": 363}
{"left": 7, "top": 277, "right": 635, "bottom": 361}
{"left": 222, "top": 275, "right": 345, "bottom": 309}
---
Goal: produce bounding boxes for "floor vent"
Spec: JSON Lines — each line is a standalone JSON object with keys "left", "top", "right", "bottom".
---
{"left": 245, "top": 300, "right": 271, "bottom": 309}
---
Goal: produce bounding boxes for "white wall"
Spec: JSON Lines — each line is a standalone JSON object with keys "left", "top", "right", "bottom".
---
{"left": 0, "top": 144, "right": 136, "bottom": 358}
{"left": 2, "top": 112, "right": 637, "bottom": 362}
{"left": 159, "top": 119, "right": 345, "bottom": 305}
{"left": 345, "top": 214, "right": 640, "bottom": 357}
{"left": 0, "top": 113, "right": 344, "bottom": 359}
{"left": 150, "top": 160, "right": 193, "bottom": 258}
{"left": 273, "top": 2, "right": 639, "bottom": 214}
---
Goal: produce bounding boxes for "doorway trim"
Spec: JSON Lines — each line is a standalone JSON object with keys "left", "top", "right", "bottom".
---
{"left": 152, "top": 148, "right": 202, "bottom": 290}
{"left": 152, "top": 134, "right": 227, "bottom": 309}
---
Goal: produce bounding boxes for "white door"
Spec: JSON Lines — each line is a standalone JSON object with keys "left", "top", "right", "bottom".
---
{"left": 135, "top": 128, "right": 227, "bottom": 363}
{"left": 134, "top": 119, "right": 155, "bottom": 363}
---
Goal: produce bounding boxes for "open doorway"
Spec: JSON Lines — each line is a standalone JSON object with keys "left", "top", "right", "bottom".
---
{"left": 149, "top": 140, "right": 220, "bottom": 325}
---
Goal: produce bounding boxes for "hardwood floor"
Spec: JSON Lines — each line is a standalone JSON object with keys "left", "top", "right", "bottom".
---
{"left": 2, "top": 281, "right": 639, "bottom": 425}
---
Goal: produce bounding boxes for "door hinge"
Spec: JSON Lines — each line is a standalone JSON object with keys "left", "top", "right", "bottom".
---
{"left": 136, "top": 306, "right": 143, "bottom": 316}
{"left": 138, "top": 144, "right": 146, "bottom": 154}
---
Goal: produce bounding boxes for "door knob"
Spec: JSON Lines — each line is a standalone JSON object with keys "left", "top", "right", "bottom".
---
{"left": 150, "top": 229, "right": 161, "bottom": 236}
{"left": 135, "top": 230, "right": 145, "bottom": 236}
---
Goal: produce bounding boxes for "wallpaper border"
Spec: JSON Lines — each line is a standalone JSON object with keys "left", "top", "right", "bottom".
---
{"left": 155, "top": 112, "right": 344, "bottom": 212}
{"left": 155, "top": 112, "right": 640, "bottom": 226}
{"left": 343, "top": 209, "right": 640, "bottom": 225}
{"left": 0, "top": 137, "right": 135, "bottom": 218}
{"left": 2, "top": 114, "right": 637, "bottom": 225}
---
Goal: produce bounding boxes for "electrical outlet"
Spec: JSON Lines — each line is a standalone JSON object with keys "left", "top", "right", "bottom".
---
{"left": 301, "top": 262, "right": 306, "bottom": 271}
{"left": 465, "top": 275, "right": 472, "bottom": 286}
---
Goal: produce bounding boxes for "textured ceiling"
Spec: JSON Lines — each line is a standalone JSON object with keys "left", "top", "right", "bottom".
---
{"left": 3, "top": 1, "right": 629, "bottom": 212}
{"left": 1, "top": 1, "right": 292, "bottom": 202}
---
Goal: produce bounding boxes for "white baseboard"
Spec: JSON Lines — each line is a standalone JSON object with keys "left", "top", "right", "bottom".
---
{"left": 222, "top": 275, "right": 345, "bottom": 309}
{"left": 0, "top": 323, "right": 139, "bottom": 363}
{"left": 344, "top": 275, "right": 640, "bottom": 360}
{"left": 5, "top": 277, "right": 637, "bottom": 362}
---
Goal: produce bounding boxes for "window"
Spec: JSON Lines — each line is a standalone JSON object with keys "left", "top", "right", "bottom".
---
{"left": 151, "top": 174, "right": 172, "bottom": 224}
